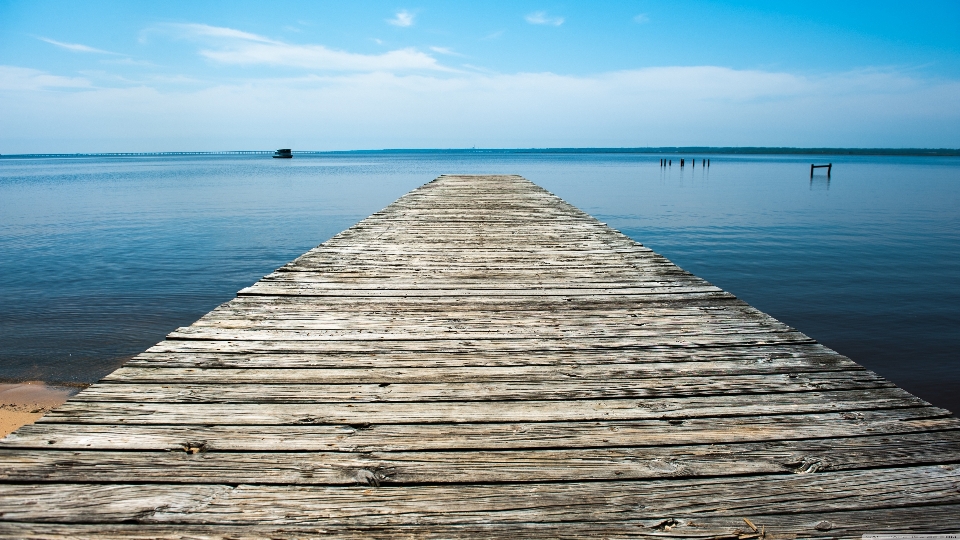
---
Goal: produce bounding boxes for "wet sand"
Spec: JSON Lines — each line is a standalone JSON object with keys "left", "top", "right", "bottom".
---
{"left": 0, "top": 382, "right": 83, "bottom": 437}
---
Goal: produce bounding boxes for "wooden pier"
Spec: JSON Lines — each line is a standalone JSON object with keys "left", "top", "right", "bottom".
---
{"left": 2, "top": 174, "right": 959, "bottom": 538}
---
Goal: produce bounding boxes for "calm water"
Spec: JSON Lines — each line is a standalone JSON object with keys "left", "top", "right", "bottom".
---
{"left": 1, "top": 153, "right": 958, "bottom": 412}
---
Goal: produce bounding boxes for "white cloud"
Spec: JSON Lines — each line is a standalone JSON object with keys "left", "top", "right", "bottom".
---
{"left": 2, "top": 64, "right": 958, "bottom": 152}
{"left": 175, "top": 24, "right": 274, "bottom": 43}
{"left": 633, "top": 13, "right": 650, "bottom": 24}
{"left": 526, "top": 11, "right": 564, "bottom": 26}
{"left": 36, "top": 37, "right": 120, "bottom": 55}
{"left": 144, "top": 74, "right": 203, "bottom": 85}
{"left": 388, "top": 10, "right": 415, "bottom": 27}
{"left": 0, "top": 65, "right": 92, "bottom": 91}
{"left": 461, "top": 63, "right": 497, "bottom": 74}
{"left": 101, "top": 58, "right": 156, "bottom": 67}
{"left": 430, "top": 46, "right": 464, "bottom": 57}
{"left": 168, "top": 23, "right": 446, "bottom": 72}
{"left": 201, "top": 44, "right": 445, "bottom": 71}
{"left": 482, "top": 30, "right": 505, "bottom": 40}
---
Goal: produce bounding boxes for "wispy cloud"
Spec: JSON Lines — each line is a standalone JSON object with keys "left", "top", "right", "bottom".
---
{"left": 0, "top": 66, "right": 92, "bottom": 91}
{"left": 201, "top": 45, "right": 444, "bottom": 71}
{"left": 388, "top": 10, "right": 415, "bottom": 27}
{"left": 36, "top": 37, "right": 120, "bottom": 55}
{"left": 482, "top": 30, "right": 505, "bottom": 40}
{"left": 461, "top": 63, "right": 497, "bottom": 74}
{"left": 101, "top": 57, "right": 155, "bottom": 67}
{"left": 525, "top": 11, "right": 564, "bottom": 26}
{"left": 177, "top": 24, "right": 274, "bottom": 43}
{"left": 633, "top": 13, "right": 650, "bottom": 24}
{"left": 145, "top": 74, "right": 204, "bottom": 85}
{"left": 166, "top": 23, "right": 447, "bottom": 72}
{"left": 430, "top": 46, "right": 464, "bottom": 57}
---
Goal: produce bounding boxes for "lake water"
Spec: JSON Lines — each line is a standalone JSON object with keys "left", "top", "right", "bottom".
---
{"left": 1, "top": 152, "right": 958, "bottom": 413}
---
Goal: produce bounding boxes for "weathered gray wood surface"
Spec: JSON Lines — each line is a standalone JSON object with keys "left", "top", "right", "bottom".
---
{"left": 2, "top": 174, "right": 958, "bottom": 538}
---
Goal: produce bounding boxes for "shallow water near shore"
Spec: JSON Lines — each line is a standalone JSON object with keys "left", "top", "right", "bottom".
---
{"left": 1, "top": 152, "right": 958, "bottom": 413}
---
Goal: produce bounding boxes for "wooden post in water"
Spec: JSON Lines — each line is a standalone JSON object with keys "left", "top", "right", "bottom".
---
{"left": 811, "top": 163, "right": 833, "bottom": 178}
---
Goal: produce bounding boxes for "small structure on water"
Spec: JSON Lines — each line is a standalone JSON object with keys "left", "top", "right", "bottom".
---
{"left": 811, "top": 163, "right": 832, "bottom": 177}
{"left": 273, "top": 149, "right": 293, "bottom": 159}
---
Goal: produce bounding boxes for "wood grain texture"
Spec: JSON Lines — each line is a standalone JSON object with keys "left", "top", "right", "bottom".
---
{"left": 3, "top": 508, "right": 960, "bottom": 540}
{"left": 4, "top": 432, "right": 960, "bottom": 485}
{"left": 2, "top": 466, "right": 960, "bottom": 525}
{"left": 5, "top": 408, "right": 957, "bottom": 451}
{"left": 1, "top": 174, "right": 958, "bottom": 537}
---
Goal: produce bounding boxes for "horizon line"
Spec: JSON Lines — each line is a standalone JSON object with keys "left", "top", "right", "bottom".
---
{"left": 3, "top": 147, "right": 960, "bottom": 158}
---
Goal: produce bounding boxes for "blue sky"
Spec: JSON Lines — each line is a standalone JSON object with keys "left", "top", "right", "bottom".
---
{"left": 2, "top": 1, "right": 959, "bottom": 152}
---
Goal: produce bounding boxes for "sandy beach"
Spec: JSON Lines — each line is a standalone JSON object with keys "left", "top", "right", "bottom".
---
{"left": 0, "top": 382, "right": 83, "bottom": 437}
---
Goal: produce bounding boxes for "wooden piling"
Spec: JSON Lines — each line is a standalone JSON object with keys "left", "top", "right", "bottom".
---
{"left": 0, "top": 174, "right": 956, "bottom": 537}
{"left": 811, "top": 163, "right": 833, "bottom": 177}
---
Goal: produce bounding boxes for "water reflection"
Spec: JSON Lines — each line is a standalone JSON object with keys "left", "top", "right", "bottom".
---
{"left": 810, "top": 176, "right": 831, "bottom": 190}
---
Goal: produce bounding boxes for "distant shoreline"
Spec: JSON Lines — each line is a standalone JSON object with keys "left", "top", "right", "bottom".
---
{"left": 3, "top": 147, "right": 960, "bottom": 158}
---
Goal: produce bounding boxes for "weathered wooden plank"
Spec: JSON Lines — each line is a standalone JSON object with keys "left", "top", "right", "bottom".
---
{"left": 276, "top": 264, "right": 679, "bottom": 273}
{"left": 280, "top": 257, "right": 674, "bottom": 268}
{"left": 256, "top": 278, "right": 712, "bottom": 289}
{"left": 6, "top": 407, "right": 954, "bottom": 450}
{"left": 205, "top": 293, "right": 745, "bottom": 312}
{"left": 7, "top": 408, "right": 957, "bottom": 451}
{"left": 2, "top": 466, "right": 959, "bottom": 525}
{"left": 147, "top": 334, "right": 819, "bottom": 354}
{"left": 102, "top": 357, "right": 864, "bottom": 384}
{"left": 263, "top": 272, "right": 695, "bottom": 283}
{"left": 176, "top": 306, "right": 791, "bottom": 327}
{"left": 190, "top": 308, "right": 785, "bottom": 328}
{"left": 72, "top": 371, "right": 891, "bottom": 404}
{"left": 164, "top": 322, "right": 800, "bottom": 342}
{"left": 238, "top": 284, "right": 725, "bottom": 297}
{"left": 37, "top": 387, "right": 930, "bottom": 425}
{"left": 4, "top": 431, "right": 960, "bottom": 485}
{"left": 282, "top": 256, "right": 668, "bottom": 267}
{"left": 124, "top": 343, "right": 842, "bottom": 369}
{"left": 4, "top": 506, "right": 960, "bottom": 540}
{"left": 187, "top": 316, "right": 781, "bottom": 330}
